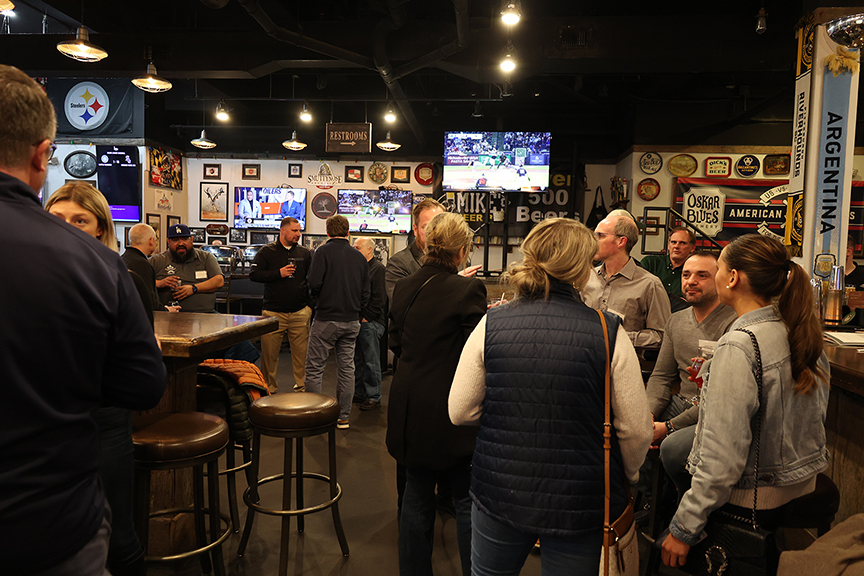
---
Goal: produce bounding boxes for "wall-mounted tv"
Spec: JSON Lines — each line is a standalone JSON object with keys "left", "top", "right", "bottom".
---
{"left": 234, "top": 187, "right": 306, "bottom": 230}
{"left": 337, "top": 189, "right": 413, "bottom": 233}
{"left": 96, "top": 145, "right": 141, "bottom": 222}
{"left": 443, "top": 131, "right": 551, "bottom": 191}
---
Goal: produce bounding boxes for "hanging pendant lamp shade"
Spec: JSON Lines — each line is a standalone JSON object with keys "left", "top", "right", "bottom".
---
{"left": 0, "top": 1, "right": 16, "bottom": 12}
{"left": 132, "top": 62, "right": 172, "bottom": 93}
{"left": 376, "top": 131, "right": 401, "bottom": 152}
{"left": 282, "top": 131, "right": 307, "bottom": 151}
{"left": 191, "top": 129, "right": 216, "bottom": 149}
{"left": 56, "top": 26, "right": 107, "bottom": 62}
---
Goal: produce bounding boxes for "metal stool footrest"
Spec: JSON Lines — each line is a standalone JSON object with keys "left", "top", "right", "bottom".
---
{"left": 144, "top": 506, "right": 233, "bottom": 562}
{"left": 243, "top": 471, "right": 342, "bottom": 516}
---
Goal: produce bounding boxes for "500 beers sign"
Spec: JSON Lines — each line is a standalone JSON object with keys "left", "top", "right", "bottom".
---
{"left": 326, "top": 122, "right": 371, "bottom": 153}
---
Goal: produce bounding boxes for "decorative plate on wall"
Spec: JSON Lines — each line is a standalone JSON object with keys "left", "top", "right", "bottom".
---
{"left": 368, "top": 162, "right": 388, "bottom": 184}
{"left": 414, "top": 163, "right": 434, "bottom": 186}
{"left": 668, "top": 154, "right": 698, "bottom": 177}
{"left": 636, "top": 178, "right": 661, "bottom": 201}
{"left": 639, "top": 152, "right": 663, "bottom": 175}
{"left": 311, "top": 192, "right": 337, "bottom": 219}
{"left": 64, "top": 150, "right": 97, "bottom": 178}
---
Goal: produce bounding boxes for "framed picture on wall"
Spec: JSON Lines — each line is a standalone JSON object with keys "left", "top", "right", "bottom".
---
{"left": 302, "top": 234, "right": 328, "bottom": 252}
{"left": 207, "top": 235, "right": 227, "bottom": 245}
{"left": 242, "top": 164, "right": 260, "bottom": 180}
{"left": 203, "top": 164, "right": 221, "bottom": 180}
{"left": 189, "top": 227, "right": 206, "bottom": 244}
{"left": 251, "top": 231, "right": 279, "bottom": 245}
{"left": 349, "top": 234, "right": 393, "bottom": 267}
{"left": 167, "top": 215, "right": 180, "bottom": 228}
{"left": 148, "top": 146, "right": 183, "bottom": 190}
{"left": 199, "top": 182, "right": 228, "bottom": 221}
{"left": 145, "top": 213, "right": 161, "bottom": 246}
{"left": 229, "top": 228, "right": 247, "bottom": 244}
{"left": 391, "top": 166, "right": 410, "bottom": 184}
{"left": 345, "top": 166, "right": 364, "bottom": 183}
{"left": 289, "top": 164, "right": 302, "bottom": 178}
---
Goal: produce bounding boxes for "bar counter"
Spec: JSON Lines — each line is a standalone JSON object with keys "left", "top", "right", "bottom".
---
{"left": 824, "top": 343, "right": 864, "bottom": 525}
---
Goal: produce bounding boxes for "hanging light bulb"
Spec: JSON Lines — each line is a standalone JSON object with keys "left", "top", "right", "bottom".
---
{"left": 755, "top": 7, "right": 767, "bottom": 34}
{"left": 500, "top": 42, "right": 517, "bottom": 72}
{"left": 132, "top": 62, "right": 172, "bottom": 93}
{"left": 299, "top": 103, "right": 312, "bottom": 122}
{"left": 501, "top": 2, "right": 520, "bottom": 26}
{"left": 56, "top": 26, "right": 107, "bottom": 62}
{"left": 384, "top": 104, "right": 397, "bottom": 123}
{"left": 376, "top": 131, "right": 401, "bottom": 152}
{"left": 282, "top": 131, "right": 307, "bottom": 151}
{"left": 191, "top": 129, "right": 216, "bottom": 149}
{"left": 215, "top": 101, "right": 229, "bottom": 121}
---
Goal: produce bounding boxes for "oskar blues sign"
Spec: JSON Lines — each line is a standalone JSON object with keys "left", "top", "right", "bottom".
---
{"left": 683, "top": 187, "right": 725, "bottom": 237}
{"left": 64, "top": 82, "right": 109, "bottom": 130}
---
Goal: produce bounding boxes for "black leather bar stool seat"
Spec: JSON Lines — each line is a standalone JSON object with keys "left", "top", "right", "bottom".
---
{"left": 237, "top": 393, "right": 349, "bottom": 576}
{"left": 133, "top": 412, "right": 232, "bottom": 576}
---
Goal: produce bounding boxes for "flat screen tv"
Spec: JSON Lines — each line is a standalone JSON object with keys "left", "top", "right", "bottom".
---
{"left": 234, "top": 187, "right": 306, "bottom": 230}
{"left": 443, "top": 131, "right": 551, "bottom": 191}
{"left": 337, "top": 189, "right": 413, "bottom": 233}
{"left": 96, "top": 145, "right": 141, "bottom": 222}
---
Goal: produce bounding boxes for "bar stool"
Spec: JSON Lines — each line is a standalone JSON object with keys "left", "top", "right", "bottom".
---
{"left": 133, "top": 412, "right": 232, "bottom": 576}
{"left": 237, "top": 392, "right": 349, "bottom": 576}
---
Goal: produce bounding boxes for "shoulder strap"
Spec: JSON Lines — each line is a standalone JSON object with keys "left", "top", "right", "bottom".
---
{"left": 597, "top": 310, "right": 613, "bottom": 576}
{"left": 736, "top": 328, "right": 764, "bottom": 530}
{"left": 398, "top": 273, "right": 438, "bottom": 334}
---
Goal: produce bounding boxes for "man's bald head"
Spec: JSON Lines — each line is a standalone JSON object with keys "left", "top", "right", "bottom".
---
{"left": 353, "top": 237, "right": 374, "bottom": 261}
{"left": 128, "top": 223, "right": 157, "bottom": 256}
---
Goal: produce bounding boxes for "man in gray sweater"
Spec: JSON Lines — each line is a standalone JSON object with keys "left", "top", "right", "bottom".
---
{"left": 644, "top": 251, "right": 737, "bottom": 494}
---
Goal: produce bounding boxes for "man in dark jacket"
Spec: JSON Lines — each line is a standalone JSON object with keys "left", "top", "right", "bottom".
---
{"left": 304, "top": 215, "right": 370, "bottom": 428}
{"left": 0, "top": 64, "right": 166, "bottom": 576}
{"left": 121, "top": 222, "right": 160, "bottom": 311}
{"left": 352, "top": 237, "right": 387, "bottom": 410}
{"left": 250, "top": 216, "right": 313, "bottom": 392}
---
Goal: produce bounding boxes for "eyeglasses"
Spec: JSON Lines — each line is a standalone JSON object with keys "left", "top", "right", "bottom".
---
{"left": 595, "top": 232, "right": 622, "bottom": 240}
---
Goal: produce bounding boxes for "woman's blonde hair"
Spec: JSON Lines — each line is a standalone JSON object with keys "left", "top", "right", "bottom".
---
{"left": 505, "top": 218, "right": 597, "bottom": 300}
{"left": 423, "top": 211, "right": 473, "bottom": 269}
{"left": 45, "top": 182, "right": 118, "bottom": 252}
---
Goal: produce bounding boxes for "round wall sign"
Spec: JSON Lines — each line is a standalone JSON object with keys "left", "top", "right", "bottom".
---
{"left": 368, "top": 162, "right": 388, "bottom": 184}
{"left": 63, "top": 150, "right": 98, "bottom": 178}
{"left": 668, "top": 154, "right": 698, "bottom": 177}
{"left": 736, "top": 155, "right": 760, "bottom": 177}
{"left": 311, "top": 192, "right": 337, "bottom": 219}
{"left": 63, "top": 81, "right": 110, "bottom": 131}
{"left": 414, "top": 163, "right": 434, "bottom": 186}
{"left": 639, "top": 152, "right": 663, "bottom": 174}
{"left": 636, "top": 178, "right": 661, "bottom": 201}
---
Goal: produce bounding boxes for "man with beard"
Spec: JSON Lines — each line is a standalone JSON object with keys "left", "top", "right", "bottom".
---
{"left": 643, "top": 251, "right": 737, "bottom": 495}
{"left": 151, "top": 223, "right": 224, "bottom": 312}
{"left": 640, "top": 227, "right": 697, "bottom": 312}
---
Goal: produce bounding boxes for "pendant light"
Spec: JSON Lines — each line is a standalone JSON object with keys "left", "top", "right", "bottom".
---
{"left": 376, "top": 131, "right": 401, "bottom": 152}
{"left": 500, "top": 41, "right": 517, "bottom": 72}
{"left": 299, "top": 102, "right": 312, "bottom": 122}
{"left": 0, "top": 1, "right": 15, "bottom": 11}
{"left": 755, "top": 7, "right": 767, "bottom": 34}
{"left": 384, "top": 104, "right": 397, "bottom": 123}
{"left": 282, "top": 131, "right": 307, "bottom": 151}
{"left": 132, "top": 61, "right": 172, "bottom": 93}
{"left": 501, "top": 2, "right": 521, "bottom": 26}
{"left": 215, "top": 100, "right": 230, "bottom": 121}
{"left": 191, "top": 129, "right": 216, "bottom": 149}
{"left": 57, "top": 25, "right": 107, "bottom": 62}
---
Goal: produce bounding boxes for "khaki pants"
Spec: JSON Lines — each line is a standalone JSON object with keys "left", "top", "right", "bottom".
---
{"left": 260, "top": 307, "right": 312, "bottom": 391}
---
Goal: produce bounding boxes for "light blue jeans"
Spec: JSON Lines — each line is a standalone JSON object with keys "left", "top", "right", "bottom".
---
{"left": 354, "top": 320, "right": 385, "bottom": 402}
{"left": 470, "top": 504, "right": 601, "bottom": 576}
{"left": 304, "top": 319, "right": 361, "bottom": 420}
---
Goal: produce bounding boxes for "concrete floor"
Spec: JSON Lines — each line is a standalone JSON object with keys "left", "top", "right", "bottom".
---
{"left": 148, "top": 347, "right": 692, "bottom": 576}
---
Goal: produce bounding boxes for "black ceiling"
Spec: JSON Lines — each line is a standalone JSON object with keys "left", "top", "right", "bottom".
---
{"left": 4, "top": 0, "right": 863, "bottom": 162}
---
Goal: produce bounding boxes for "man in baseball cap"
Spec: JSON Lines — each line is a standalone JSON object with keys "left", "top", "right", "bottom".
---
{"left": 150, "top": 223, "right": 224, "bottom": 312}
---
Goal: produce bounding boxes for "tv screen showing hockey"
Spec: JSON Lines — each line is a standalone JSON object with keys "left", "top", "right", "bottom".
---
{"left": 443, "top": 131, "right": 551, "bottom": 191}
{"left": 337, "top": 189, "right": 413, "bottom": 233}
{"left": 234, "top": 187, "right": 306, "bottom": 230}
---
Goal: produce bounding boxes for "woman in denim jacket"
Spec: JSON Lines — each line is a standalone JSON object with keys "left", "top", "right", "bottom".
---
{"left": 662, "top": 234, "right": 830, "bottom": 568}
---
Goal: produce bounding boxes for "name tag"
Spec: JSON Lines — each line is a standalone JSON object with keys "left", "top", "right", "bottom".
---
{"left": 195, "top": 270, "right": 208, "bottom": 279}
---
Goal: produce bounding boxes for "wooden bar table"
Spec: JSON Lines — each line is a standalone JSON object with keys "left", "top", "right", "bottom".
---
{"left": 144, "top": 311, "right": 277, "bottom": 553}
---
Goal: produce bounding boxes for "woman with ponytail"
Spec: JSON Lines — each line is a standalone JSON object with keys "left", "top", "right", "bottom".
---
{"left": 449, "top": 218, "right": 652, "bottom": 576}
{"left": 662, "top": 234, "right": 831, "bottom": 568}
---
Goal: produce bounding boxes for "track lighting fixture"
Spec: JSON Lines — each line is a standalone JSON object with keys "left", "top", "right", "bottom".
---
{"left": 755, "top": 7, "right": 767, "bottom": 34}
{"left": 299, "top": 103, "right": 312, "bottom": 122}
{"left": 384, "top": 104, "right": 397, "bottom": 123}
{"left": 215, "top": 101, "right": 229, "bottom": 121}
{"left": 500, "top": 41, "right": 517, "bottom": 72}
{"left": 501, "top": 2, "right": 521, "bottom": 26}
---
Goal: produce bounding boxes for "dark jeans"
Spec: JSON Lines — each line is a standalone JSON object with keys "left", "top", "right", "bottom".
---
{"left": 353, "top": 321, "right": 385, "bottom": 402}
{"left": 93, "top": 407, "right": 143, "bottom": 569}
{"left": 399, "top": 463, "right": 472, "bottom": 576}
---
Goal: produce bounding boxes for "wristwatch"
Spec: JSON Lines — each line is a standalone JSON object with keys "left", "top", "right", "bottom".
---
{"left": 192, "top": 285, "right": 198, "bottom": 294}
{"left": 665, "top": 421, "right": 675, "bottom": 436}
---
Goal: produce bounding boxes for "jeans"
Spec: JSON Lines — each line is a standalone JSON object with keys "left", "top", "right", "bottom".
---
{"left": 260, "top": 307, "right": 312, "bottom": 391}
{"left": 93, "top": 407, "right": 143, "bottom": 569}
{"left": 353, "top": 320, "right": 385, "bottom": 402}
{"left": 400, "top": 464, "right": 472, "bottom": 576}
{"left": 304, "top": 319, "right": 361, "bottom": 420}
{"left": 471, "top": 504, "right": 601, "bottom": 576}
{"left": 660, "top": 422, "right": 696, "bottom": 496}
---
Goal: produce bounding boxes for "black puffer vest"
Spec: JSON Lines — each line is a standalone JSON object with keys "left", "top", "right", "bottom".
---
{"left": 471, "top": 282, "right": 628, "bottom": 537}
